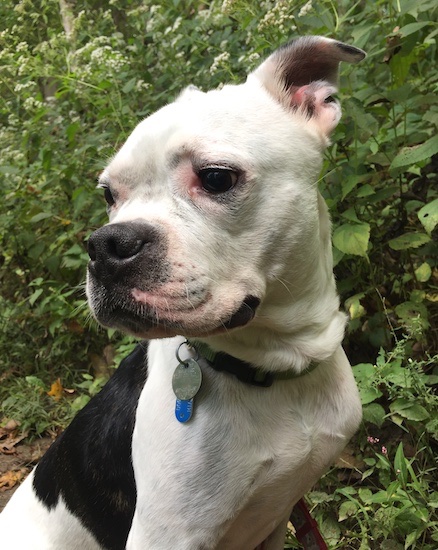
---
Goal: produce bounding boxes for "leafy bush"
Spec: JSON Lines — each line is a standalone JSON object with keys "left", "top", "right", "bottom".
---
{"left": 0, "top": 0, "right": 436, "bottom": 547}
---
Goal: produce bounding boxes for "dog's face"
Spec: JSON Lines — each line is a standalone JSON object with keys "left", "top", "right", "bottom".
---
{"left": 87, "top": 37, "right": 365, "bottom": 339}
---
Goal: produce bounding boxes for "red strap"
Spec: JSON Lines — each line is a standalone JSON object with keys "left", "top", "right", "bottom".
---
{"left": 289, "top": 498, "right": 328, "bottom": 549}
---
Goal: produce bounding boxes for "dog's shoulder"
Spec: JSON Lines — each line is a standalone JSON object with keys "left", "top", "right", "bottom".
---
{"left": 33, "top": 342, "right": 149, "bottom": 550}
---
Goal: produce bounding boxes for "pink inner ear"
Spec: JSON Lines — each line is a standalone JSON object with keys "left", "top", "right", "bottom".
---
{"left": 289, "top": 81, "right": 341, "bottom": 136}
{"left": 291, "top": 85, "right": 310, "bottom": 107}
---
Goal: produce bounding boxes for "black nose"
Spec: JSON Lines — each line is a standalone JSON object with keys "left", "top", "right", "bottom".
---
{"left": 87, "top": 221, "right": 165, "bottom": 283}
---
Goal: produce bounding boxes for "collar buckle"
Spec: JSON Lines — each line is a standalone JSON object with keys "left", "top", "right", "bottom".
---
{"left": 244, "top": 368, "right": 275, "bottom": 387}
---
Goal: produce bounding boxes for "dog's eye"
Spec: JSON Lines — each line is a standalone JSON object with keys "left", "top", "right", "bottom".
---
{"left": 199, "top": 169, "right": 237, "bottom": 194}
{"left": 324, "top": 95, "right": 336, "bottom": 103}
{"left": 101, "top": 185, "right": 115, "bottom": 207}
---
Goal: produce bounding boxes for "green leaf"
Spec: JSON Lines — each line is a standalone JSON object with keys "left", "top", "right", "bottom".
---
{"left": 356, "top": 184, "right": 374, "bottom": 198}
{"left": 402, "top": 404, "right": 430, "bottom": 422}
{"left": 362, "top": 490, "right": 391, "bottom": 504}
{"left": 395, "top": 301, "right": 428, "bottom": 327}
{"left": 390, "top": 398, "right": 430, "bottom": 421}
{"left": 122, "top": 78, "right": 137, "bottom": 93}
{"left": 332, "top": 246, "right": 344, "bottom": 267}
{"left": 30, "top": 212, "right": 53, "bottom": 223}
{"left": 358, "top": 488, "right": 373, "bottom": 504}
{"left": 25, "top": 376, "right": 45, "bottom": 389}
{"left": 358, "top": 386, "right": 382, "bottom": 405}
{"left": 341, "top": 207, "right": 361, "bottom": 223}
{"left": 384, "top": 364, "right": 413, "bottom": 387}
{"left": 389, "top": 50, "right": 416, "bottom": 89}
{"left": 307, "top": 491, "right": 333, "bottom": 504}
{"left": 405, "top": 531, "right": 421, "bottom": 549}
{"left": 388, "top": 232, "right": 430, "bottom": 250}
{"left": 65, "top": 244, "right": 85, "bottom": 256}
{"left": 390, "top": 134, "right": 438, "bottom": 170}
{"left": 28, "top": 288, "right": 43, "bottom": 306}
{"left": 345, "top": 293, "right": 366, "bottom": 320}
{"left": 418, "top": 198, "right": 438, "bottom": 234}
{"left": 352, "top": 363, "right": 375, "bottom": 383}
{"left": 398, "top": 21, "right": 435, "bottom": 37}
{"left": 338, "top": 500, "right": 357, "bottom": 522}
{"left": 395, "top": 510, "right": 423, "bottom": 535}
{"left": 333, "top": 223, "right": 370, "bottom": 257}
{"left": 341, "top": 175, "right": 368, "bottom": 200}
{"left": 66, "top": 122, "right": 80, "bottom": 143}
{"left": 414, "top": 262, "right": 432, "bottom": 282}
{"left": 394, "top": 442, "right": 408, "bottom": 486}
{"left": 363, "top": 403, "right": 386, "bottom": 427}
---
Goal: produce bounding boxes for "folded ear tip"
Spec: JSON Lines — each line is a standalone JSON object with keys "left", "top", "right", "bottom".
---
{"left": 250, "top": 35, "right": 365, "bottom": 111}
{"left": 278, "top": 35, "right": 366, "bottom": 63}
{"left": 334, "top": 41, "right": 367, "bottom": 62}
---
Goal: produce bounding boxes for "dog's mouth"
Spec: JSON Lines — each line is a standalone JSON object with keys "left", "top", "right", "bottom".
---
{"left": 222, "top": 295, "right": 260, "bottom": 330}
{"left": 89, "top": 288, "right": 260, "bottom": 338}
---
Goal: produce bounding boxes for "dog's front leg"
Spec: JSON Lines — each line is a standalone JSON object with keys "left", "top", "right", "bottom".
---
{"left": 254, "top": 514, "right": 290, "bottom": 550}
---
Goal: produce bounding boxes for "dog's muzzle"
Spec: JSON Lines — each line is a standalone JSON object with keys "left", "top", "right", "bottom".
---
{"left": 86, "top": 221, "right": 260, "bottom": 336}
{"left": 87, "top": 221, "right": 170, "bottom": 331}
{"left": 87, "top": 221, "right": 168, "bottom": 287}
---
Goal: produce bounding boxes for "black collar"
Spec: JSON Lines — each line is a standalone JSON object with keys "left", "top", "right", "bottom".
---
{"left": 188, "top": 341, "right": 319, "bottom": 388}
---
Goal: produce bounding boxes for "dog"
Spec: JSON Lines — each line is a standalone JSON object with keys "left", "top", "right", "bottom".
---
{"left": 0, "top": 36, "right": 365, "bottom": 549}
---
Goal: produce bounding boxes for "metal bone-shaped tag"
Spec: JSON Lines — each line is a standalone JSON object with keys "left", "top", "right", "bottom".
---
{"left": 172, "top": 358, "right": 202, "bottom": 423}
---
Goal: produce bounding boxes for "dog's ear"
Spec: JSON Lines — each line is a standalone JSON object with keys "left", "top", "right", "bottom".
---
{"left": 250, "top": 36, "right": 365, "bottom": 135}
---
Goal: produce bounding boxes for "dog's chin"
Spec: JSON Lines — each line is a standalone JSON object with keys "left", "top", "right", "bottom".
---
{"left": 90, "top": 295, "right": 260, "bottom": 338}
{"left": 221, "top": 295, "right": 260, "bottom": 330}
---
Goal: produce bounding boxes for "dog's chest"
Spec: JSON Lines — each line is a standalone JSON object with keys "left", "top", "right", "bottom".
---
{"left": 128, "top": 339, "right": 352, "bottom": 549}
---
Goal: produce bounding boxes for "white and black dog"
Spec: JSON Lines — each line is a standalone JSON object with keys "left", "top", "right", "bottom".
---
{"left": 1, "top": 36, "right": 365, "bottom": 549}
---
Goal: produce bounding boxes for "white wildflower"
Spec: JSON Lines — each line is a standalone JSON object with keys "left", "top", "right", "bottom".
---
{"left": 210, "top": 51, "right": 230, "bottom": 74}
{"left": 258, "top": 1, "right": 295, "bottom": 32}
{"left": 7, "top": 114, "right": 20, "bottom": 127}
{"left": 247, "top": 52, "right": 260, "bottom": 64}
{"left": 16, "top": 41, "right": 28, "bottom": 52}
{"left": 221, "top": 0, "right": 235, "bottom": 14}
{"left": 298, "top": 1, "right": 313, "bottom": 17}
{"left": 14, "top": 81, "right": 35, "bottom": 93}
{"left": 135, "top": 80, "right": 151, "bottom": 91}
{"left": 23, "top": 97, "right": 44, "bottom": 111}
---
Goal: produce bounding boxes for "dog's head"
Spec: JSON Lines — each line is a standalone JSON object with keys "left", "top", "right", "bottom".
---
{"left": 87, "top": 36, "right": 365, "bottom": 344}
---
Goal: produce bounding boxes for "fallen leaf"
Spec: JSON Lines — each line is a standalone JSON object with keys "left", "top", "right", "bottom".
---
{"left": 0, "top": 421, "right": 28, "bottom": 454}
{"left": 47, "top": 378, "right": 63, "bottom": 401}
{"left": 0, "top": 468, "right": 27, "bottom": 491}
{"left": 3, "top": 419, "right": 20, "bottom": 431}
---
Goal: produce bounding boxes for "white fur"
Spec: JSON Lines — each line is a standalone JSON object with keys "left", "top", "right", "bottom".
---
{"left": 1, "top": 471, "right": 102, "bottom": 550}
{"left": 97, "top": 81, "right": 342, "bottom": 369}
{"left": 127, "top": 339, "right": 360, "bottom": 549}
{"left": 1, "top": 37, "right": 364, "bottom": 550}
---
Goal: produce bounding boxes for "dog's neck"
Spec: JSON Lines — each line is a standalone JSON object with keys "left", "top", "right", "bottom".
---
{"left": 195, "top": 194, "right": 345, "bottom": 374}
{"left": 195, "top": 276, "right": 346, "bottom": 373}
{"left": 197, "top": 298, "right": 345, "bottom": 374}
{"left": 188, "top": 339, "right": 320, "bottom": 386}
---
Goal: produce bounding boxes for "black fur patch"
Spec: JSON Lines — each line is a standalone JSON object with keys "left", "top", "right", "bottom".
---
{"left": 33, "top": 342, "right": 148, "bottom": 550}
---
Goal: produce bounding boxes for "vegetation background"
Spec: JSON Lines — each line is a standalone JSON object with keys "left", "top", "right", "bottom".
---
{"left": 0, "top": 0, "right": 437, "bottom": 548}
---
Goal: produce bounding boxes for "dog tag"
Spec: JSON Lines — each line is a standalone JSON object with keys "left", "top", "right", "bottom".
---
{"left": 172, "top": 359, "right": 202, "bottom": 401}
{"left": 175, "top": 398, "right": 193, "bottom": 423}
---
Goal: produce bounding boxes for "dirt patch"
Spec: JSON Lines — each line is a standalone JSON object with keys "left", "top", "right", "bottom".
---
{"left": 0, "top": 437, "right": 53, "bottom": 512}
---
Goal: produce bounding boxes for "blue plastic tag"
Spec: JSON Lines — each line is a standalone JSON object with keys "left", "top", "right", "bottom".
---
{"left": 175, "top": 398, "right": 193, "bottom": 423}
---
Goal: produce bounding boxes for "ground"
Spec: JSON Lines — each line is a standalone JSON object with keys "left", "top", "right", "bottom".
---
{"left": 0, "top": 423, "right": 52, "bottom": 512}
